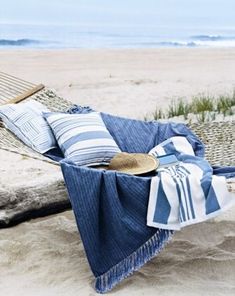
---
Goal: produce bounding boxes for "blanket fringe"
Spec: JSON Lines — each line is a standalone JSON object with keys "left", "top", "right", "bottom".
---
{"left": 95, "top": 229, "right": 174, "bottom": 293}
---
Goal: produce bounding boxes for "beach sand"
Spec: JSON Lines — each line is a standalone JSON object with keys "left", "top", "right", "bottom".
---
{"left": 0, "top": 48, "right": 235, "bottom": 296}
{"left": 1, "top": 48, "right": 235, "bottom": 118}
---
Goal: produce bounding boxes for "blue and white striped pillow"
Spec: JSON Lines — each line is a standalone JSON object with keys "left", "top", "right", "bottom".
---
{"left": 0, "top": 100, "right": 57, "bottom": 153}
{"left": 44, "top": 112, "right": 121, "bottom": 166}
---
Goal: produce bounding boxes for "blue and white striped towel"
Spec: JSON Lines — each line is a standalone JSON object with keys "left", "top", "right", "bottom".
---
{"left": 147, "top": 136, "right": 235, "bottom": 230}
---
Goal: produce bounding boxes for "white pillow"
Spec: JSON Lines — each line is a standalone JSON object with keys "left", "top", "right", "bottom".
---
{"left": 44, "top": 112, "right": 121, "bottom": 166}
{"left": 0, "top": 100, "right": 57, "bottom": 153}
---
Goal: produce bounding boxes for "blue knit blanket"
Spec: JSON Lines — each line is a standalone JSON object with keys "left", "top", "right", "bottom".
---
{"left": 59, "top": 111, "right": 206, "bottom": 293}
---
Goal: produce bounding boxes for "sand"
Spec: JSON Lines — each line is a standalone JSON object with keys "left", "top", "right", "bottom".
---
{"left": 0, "top": 209, "right": 234, "bottom": 296}
{"left": 1, "top": 48, "right": 235, "bottom": 119}
{"left": 0, "top": 48, "right": 235, "bottom": 295}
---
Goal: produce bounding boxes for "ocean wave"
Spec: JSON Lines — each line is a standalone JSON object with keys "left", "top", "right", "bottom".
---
{"left": 0, "top": 38, "right": 41, "bottom": 46}
{"left": 1, "top": 36, "right": 235, "bottom": 49}
{"left": 128, "top": 41, "right": 198, "bottom": 47}
{"left": 138, "top": 38, "right": 235, "bottom": 48}
{"left": 157, "top": 41, "right": 197, "bottom": 47}
{"left": 191, "top": 35, "right": 235, "bottom": 41}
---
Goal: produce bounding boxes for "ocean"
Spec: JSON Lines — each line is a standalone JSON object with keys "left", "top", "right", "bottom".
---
{"left": 1, "top": 0, "right": 235, "bottom": 49}
{"left": 1, "top": 23, "right": 235, "bottom": 49}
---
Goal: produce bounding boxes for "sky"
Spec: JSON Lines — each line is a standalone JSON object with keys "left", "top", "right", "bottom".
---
{"left": 1, "top": 0, "right": 235, "bottom": 29}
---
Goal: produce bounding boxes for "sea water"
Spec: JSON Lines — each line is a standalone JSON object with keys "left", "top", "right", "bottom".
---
{"left": 1, "top": 0, "right": 235, "bottom": 49}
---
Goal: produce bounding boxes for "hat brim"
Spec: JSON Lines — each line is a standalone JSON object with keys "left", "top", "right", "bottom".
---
{"left": 108, "top": 153, "right": 159, "bottom": 175}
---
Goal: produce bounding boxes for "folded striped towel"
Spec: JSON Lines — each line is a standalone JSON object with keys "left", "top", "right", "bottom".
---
{"left": 148, "top": 136, "right": 235, "bottom": 230}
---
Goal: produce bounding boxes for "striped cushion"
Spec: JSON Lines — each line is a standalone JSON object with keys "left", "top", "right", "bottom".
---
{"left": 44, "top": 112, "right": 121, "bottom": 166}
{"left": 0, "top": 100, "right": 57, "bottom": 153}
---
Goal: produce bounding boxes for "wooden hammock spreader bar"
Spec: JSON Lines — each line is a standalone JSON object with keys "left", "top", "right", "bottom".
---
{"left": 0, "top": 71, "right": 45, "bottom": 105}
{"left": 6, "top": 83, "right": 45, "bottom": 104}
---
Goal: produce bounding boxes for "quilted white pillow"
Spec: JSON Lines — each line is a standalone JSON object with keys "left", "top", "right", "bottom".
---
{"left": 0, "top": 100, "right": 57, "bottom": 153}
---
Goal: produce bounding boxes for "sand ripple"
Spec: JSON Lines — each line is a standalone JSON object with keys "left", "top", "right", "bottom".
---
{"left": 0, "top": 210, "right": 234, "bottom": 296}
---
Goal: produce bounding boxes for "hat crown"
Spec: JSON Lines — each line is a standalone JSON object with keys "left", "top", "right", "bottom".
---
{"left": 108, "top": 152, "right": 159, "bottom": 175}
{"left": 110, "top": 153, "right": 138, "bottom": 170}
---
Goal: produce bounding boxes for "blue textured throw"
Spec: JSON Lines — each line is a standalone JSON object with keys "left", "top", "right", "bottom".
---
{"left": 59, "top": 107, "right": 205, "bottom": 293}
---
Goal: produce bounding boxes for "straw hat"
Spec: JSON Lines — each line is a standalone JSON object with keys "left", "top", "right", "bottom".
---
{"left": 108, "top": 152, "right": 159, "bottom": 175}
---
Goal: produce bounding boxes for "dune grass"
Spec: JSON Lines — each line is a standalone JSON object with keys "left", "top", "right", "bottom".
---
{"left": 145, "top": 92, "right": 235, "bottom": 123}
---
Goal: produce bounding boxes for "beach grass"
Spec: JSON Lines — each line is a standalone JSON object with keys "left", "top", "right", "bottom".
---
{"left": 146, "top": 92, "right": 235, "bottom": 122}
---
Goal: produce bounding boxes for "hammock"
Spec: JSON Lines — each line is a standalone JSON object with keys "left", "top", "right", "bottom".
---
{"left": 0, "top": 71, "right": 44, "bottom": 105}
{"left": 0, "top": 72, "right": 234, "bottom": 292}
{"left": 0, "top": 72, "right": 234, "bottom": 167}
{"left": 0, "top": 74, "right": 72, "bottom": 164}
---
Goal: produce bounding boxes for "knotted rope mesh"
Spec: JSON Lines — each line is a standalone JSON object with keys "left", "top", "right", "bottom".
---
{"left": 0, "top": 73, "right": 234, "bottom": 167}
